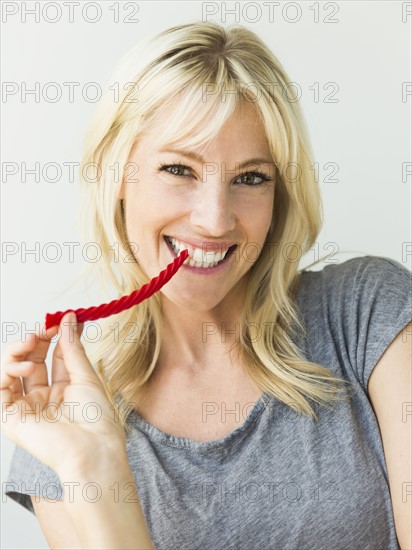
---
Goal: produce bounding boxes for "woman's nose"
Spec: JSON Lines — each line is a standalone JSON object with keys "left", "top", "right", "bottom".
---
{"left": 189, "top": 179, "right": 236, "bottom": 236}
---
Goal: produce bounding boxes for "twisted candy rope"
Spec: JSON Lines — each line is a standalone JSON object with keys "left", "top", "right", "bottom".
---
{"left": 45, "top": 249, "right": 189, "bottom": 329}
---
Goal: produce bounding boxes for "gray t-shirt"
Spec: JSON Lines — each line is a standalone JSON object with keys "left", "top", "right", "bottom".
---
{"left": 4, "top": 255, "right": 412, "bottom": 550}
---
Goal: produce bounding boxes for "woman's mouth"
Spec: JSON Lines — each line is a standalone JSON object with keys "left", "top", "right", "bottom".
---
{"left": 163, "top": 236, "right": 237, "bottom": 274}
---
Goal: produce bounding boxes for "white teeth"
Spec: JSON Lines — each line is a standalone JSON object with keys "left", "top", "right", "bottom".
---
{"left": 166, "top": 236, "right": 229, "bottom": 268}
{"left": 192, "top": 247, "right": 221, "bottom": 263}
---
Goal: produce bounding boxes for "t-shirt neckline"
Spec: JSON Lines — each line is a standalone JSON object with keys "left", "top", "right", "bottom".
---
{"left": 126, "top": 391, "right": 273, "bottom": 452}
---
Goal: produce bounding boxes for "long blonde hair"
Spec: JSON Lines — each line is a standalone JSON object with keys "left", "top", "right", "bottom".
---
{"left": 74, "top": 21, "right": 354, "bottom": 433}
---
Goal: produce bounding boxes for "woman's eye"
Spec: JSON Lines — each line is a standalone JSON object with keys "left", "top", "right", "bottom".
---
{"left": 236, "top": 172, "right": 271, "bottom": 186}
{"left": 158, "top": 163, "right": 271, "bottom": 186}
{"left": 159, "top": 163, "right": 192, "bottom": 177}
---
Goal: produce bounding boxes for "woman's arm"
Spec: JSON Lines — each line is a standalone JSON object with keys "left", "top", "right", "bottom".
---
{"left": 60, "top": 454, "right": 154, "bottom": 550}
{"left": 368, "top": 320, "right": 412, "bottom": 550}
{"left": 1, "top": 313, "right": 154, "bottom": 549}
{"left": 28, "top": 455, "right": 154, "bottom": 550}
{"left": 31, "top": 498, "right": 82, "bottom": 549}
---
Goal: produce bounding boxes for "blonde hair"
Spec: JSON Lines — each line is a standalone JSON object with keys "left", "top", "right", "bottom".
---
{"left": 74, "top": 21, "right": 355, "bottom": 433}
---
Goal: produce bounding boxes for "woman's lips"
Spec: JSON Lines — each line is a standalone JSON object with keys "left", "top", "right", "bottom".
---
{"left": 163, "top": 235, "right": 237, "bottom": 272}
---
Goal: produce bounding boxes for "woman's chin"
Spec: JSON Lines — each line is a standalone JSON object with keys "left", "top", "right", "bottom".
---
{"left": 160, "top": 289, "right": 224, "bottom": 312}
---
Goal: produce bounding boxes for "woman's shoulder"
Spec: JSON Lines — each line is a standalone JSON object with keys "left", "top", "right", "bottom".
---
{"left": 297, "top": 254, "right": 411, "bottom": 303}
{"left": 301, "top": 252, "right": 411, "bottom": 278}
{"left": 294, "top": 254, "right": 411, "bottom": 393}
{"left": 295, "top": 254, "right": 411, "bottom": 330}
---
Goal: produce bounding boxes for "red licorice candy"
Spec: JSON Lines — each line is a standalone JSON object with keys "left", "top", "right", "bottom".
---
{"left": 45, "top": 249, "right": 189, "bottom": 329}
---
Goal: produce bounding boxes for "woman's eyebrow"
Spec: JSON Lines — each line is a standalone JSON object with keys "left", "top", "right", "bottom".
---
{"left": 158, "top": 147, "right": 273, "bottom": 169}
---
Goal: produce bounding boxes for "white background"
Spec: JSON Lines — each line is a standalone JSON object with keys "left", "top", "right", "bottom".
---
{"left": 1, "top": 1, "right": 411, "bottom": 548}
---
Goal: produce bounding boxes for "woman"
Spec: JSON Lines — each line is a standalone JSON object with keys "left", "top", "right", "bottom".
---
{"left": 2, "top": 21, "right": 411, "bottom": 549}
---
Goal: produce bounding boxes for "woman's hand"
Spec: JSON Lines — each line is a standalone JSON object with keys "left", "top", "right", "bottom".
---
{"left": 0, "top": 312, "right": 128, "bottom": 478}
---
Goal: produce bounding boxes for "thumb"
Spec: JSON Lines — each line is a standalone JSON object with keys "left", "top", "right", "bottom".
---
{"left": 59, "top": 312, "right": 94, "bottom": 380}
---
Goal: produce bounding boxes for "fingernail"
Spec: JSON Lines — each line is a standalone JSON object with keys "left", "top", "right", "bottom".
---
{"left": 67, "top": 311, "right": 77, "bottom": 323}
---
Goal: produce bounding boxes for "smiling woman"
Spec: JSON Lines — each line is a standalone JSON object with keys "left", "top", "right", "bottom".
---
{"left": 2, "top": 19, "right": 411, "bottom": 550}
{"left": 73, "top": 21, "right": 345, "bottom": 428}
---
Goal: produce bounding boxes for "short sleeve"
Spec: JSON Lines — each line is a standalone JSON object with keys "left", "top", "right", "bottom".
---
{"left": 3, "top": 444, "right": 64, "bottom": 515}
{"left": 322, "top": 255, "right": 412, "bottom": 394}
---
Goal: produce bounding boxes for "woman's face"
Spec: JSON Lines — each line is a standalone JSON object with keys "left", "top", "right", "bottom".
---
{"left": 121, "top": 100, "right": 275, "bottom": 312}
